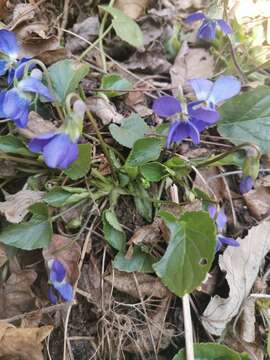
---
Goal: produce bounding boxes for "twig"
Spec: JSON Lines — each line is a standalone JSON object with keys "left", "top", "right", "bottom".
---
{"left": 170, "top": 184, "right": 194, "bottom": 360}
{"left": 2, "top": 302, "right": 75, "bottom": 323}
{"left": 59, "top": 0, "right": 70, "bottom": 40}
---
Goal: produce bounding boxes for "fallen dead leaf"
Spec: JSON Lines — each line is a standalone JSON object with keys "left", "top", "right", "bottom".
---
{"left": 43, "top": 234, "right": 81, "bottom": 284}
{"left": 170, "top": 42, "right": 214, "bottom": 91}
{"left": 85, "top": 97, "right": 123, "bottom": 125}
{"left": 116, "top": 0, "right": 150, "bottom": 19}
{"left": 37, "top": 48, "right": 71, "bottom": 66}
{"left": 0, "top": 0, "right": 9, "bottom": 20}
{"left": 125, "top": 84, "right": 153, "bottom": 117}
{"left": 240, "top": 297, "right": 256, "bottom": 343}
{"left": 105, "top": 270, "right": 169, "bottom": 299}
{"left": 128, "top": 218, "right": 162, "bottom": 246}
{"left": 243, "top": 186, "right": 270, "bottom": 220}
{"left": 0, "top": 160, "right": 18, "bottom": 178}
{"left": 66, "top": 16, "right": 100, "bottom": 53}
{"left": 126, "top": 48, "right": 171, "bottom": 74}
{"left": 202, "top": 219, "right": 270, "bottom": 335}
{"left": 10, "top": 3, "right": 36, "bottom": 29}
{"left": 17, "top": 111, "right": 56, "bottom": 139}
{"left": 0, "top": 189, "right": 44, "bottom": 224}
{"left": 79, "top": 256, "right": 111, "bottom": 311}
{"left": 0, "top": 321, "right": 52, "bottom": 360}
{"left": 194, "top": 167, "right": 226, "bottom": 201}
{"left": 0, "top": 244, "right": 7, "bottom": 268}
{"left": 0, "top": 270, "right": 37, "bottom": 319}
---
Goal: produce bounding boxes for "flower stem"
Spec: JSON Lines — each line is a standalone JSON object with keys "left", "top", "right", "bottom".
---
{"left": 99, "top": 0, "right": 115, "bottom": 72}
{"left": 86, "top": 109, "right": 117, "bottom": 181}
{"left": 196, "top": 142, "right": 261, "bottom": 168}
{"left": 23, "top": 59, "right": 65, "bottom": 122}
{"left": 79, "top": 23, "right": 113, "bottom": 61}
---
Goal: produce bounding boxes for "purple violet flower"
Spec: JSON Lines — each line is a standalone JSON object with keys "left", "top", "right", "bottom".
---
{"left": 0, "top": 69, "right": 54, "bottom": 128}
{"left": 29, "top": 132, "right": 79, "bottom": 169}
{"left": 186, "top": 12, "right": 233, "bottom": 41}
{"left": 208, "top": 205, "right": 239, "bottom": 252}
{"left": 48, "top": 259, "right": 73, "bottom": 304}
{"left": 0, "top": 29, "right": 33, "bottom": 83}
{"left": 188, "top": 75, "right": 241, "bottom": 109}
{"left": 153, "top": 95, "right": 219, "bottom": 147}
{"left": 239, "top": 176, "right": 254, "bottom": 194}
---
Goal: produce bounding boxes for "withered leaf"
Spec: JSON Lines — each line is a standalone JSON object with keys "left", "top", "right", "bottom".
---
{"left": 170, "top": 42, "right": 214, "bottom": 91}
{"left": 17, "top": 111, "right": 56, "bottom": 139}
{"left": 128, "top": 218, "right": 162, "bottom": 246}
{"left": 0, "top": 322, "right": 52, "bottom": 360}
{"left": 0, "top": 270, "right": 37, "bottom": 319}
{"left": 86, "top": 97, "right": 123, "bottom": 125}
{"left": 0, "top": 190, "right": 44, "bottom": 224}
{"left": 202, "top": 219, "right": 270, "bottom": 335}
{"left": 105, "top": 270, "right": 169, "bottom": 299}
{"left": 116, "top": 0, "right": 150, "bottom": 19}
{"left": 243, "top": 186, "right": 270, "bottom": 220}
{"left": 43, "top": 234, "right": 81, "bottom": 284}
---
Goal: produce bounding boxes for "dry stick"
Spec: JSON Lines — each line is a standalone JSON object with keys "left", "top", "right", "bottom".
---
{"left": 59, "top": 0, "right": 70, "bottom": 40}
{"left": 170, "top": 184, "right": 195, "bottom": 360}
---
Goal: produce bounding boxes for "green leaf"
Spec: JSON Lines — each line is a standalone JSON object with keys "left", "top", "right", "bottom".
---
{"left": 64, "top": 144, "right": 92, "bottom": 180}
{"left": 48, "top": 59, "right": 90, "bottom": 104}
{"left": 100, "top": 6, "right": 143, "bottom": 48}
{"left": 100, "top": 73, "right": 132, "bottom": 97}
{"left": 173, "top": 343, "right": 250, "bottom": 360}
{"left": 44, "top": 187, "right": 90, "bottom": 207}
{"left": 0, "top": 204, "right": 52, "bottom": 250}
{"left": 153, "top": 211, "right": 216, "bottom": 296}
{"left": 126, "top": 137, "right": 163, "bottom": 167}
{"left": 103, "top": 212, "right": 126, "bottom": 251}
{"left": 165, "top": 156, "right": 191, "bottom": 176}
{"left": 207, "top": 151, "right": 246, "bottom": 167}
{"left": 109, "top": 113, "right": 149, "bottom": 148}
{"left": 113, "top": 246, "right": 156, "bottom": 272}
{"left": 140, "top": 162, "right": 169, "bottom": 182}
{"left": 0, "top": 135, "right": 33, "bottom": 157}
{"left": 132, "top": 181, "right": 152, "bottom": 221}
{"left": 104, "top": 209, "right": 123, "bottom": 232}
{"left": 217, "top": 86, "right": 270, "bottom": 154}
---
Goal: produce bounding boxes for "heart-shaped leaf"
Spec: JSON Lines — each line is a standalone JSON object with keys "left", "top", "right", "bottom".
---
{"left": 109, "top": 113, "right": 149, "bottom": 148}
{"left": 153, "top": 211, "right": 216, "bottom": 296}
{"left": 100, "top": 6, "right": 143, "bottom": 48}
{"left": 218, "top": 86, "right": 270, "bottom": 154}
{"left": 64, "top": 144, "right": 92, "bottom": 180}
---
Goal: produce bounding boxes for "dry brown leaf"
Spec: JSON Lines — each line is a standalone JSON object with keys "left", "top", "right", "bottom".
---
{"left": 0, "top": 270, "right": 37, "bottom": 319}
{"left": 0, "top": 244, "right": 8, "bottom": 268}
{"left": 125, "top": 85, "right": 153, "bottom": 117}
{"left": 0, "top": 190, "right": 44, "bottom": 224}
{"left": 202, "top": 219, "right": 270, "bottom": 335}
{"left": 0, "top": 160, "right": 18, "bottom": 178}
{"left": 194, "top": 167, "right": 226, "bottom": 201}
{"left": 128, "top": 218, "right": 162, "bottom": 246}
{"left": 18, "top": 35, "right": 60, "bottom": 58}
{"left": 66, "top": 16, "right": 100, "bottom": 53}
{"left": 0, "top": 0, "right": 9, "bottom": 19}
{"left": 85, "top": 97, "right": 123, "bottom": 125}
{"left": 17, "top": 111, "right": 56, "bottom": 139}
{"left": 126, "top": 49, "right": 171, "bottom": 73}
{"left": 0, "top": 322, "right": 52, "bottom": 360}
{"left": 43, "top": 234, "right": 81, "bottom": 284}
{"left": 10, "top": 3, "right": 36, "bottom": 28}
{"left": 79, "top": 256, "right": 111, "bottom": 311}
{"left": 243, "top": 186, "right": 270, "bottom": 220}
{"left": 105, "top": 270, "right": 169, "bottom": 299}
{"left": 37, "top": 48, "right": 71, "bottom": 66}
{"left": 116, "top": 0, "right": 150, "bottom": 19}
{"left": 170, "top": 42, "right": 214, "bottom": 90}
{"left": 240, "top": 297, "right": 255, "bottom": 343}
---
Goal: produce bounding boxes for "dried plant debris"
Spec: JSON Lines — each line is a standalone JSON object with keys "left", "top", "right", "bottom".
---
{"left": 202, "top": 219, "right": 270, "bottom": 335}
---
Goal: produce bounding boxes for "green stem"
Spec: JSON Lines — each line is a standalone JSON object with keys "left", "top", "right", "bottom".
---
{"left": 86, "top": 109, "right": 117, "bottom": 181}
{"left": 23, "top": 59, "right": 65, "bottom": 122}
{"left": 79, "top": 23, "right": 113, "bottom": 61}
{"left": 196, "top": 142, "right": 260, "bottom": 168}
{"left": 0, "top": 153, "right": 43, "bottom": 166}
{"left": 99, "top": 0, "right": 116, "bottom": 72}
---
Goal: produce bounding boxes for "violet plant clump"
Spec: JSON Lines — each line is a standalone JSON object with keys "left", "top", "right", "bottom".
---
{"left": 186, "top": 12, "right": 233, "bottom": 41}
{"left": 47, "top": 259, "right": 73, "bottom": 304}
{"left": 208, "top": 205, "right": 240, "bottom": 251}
